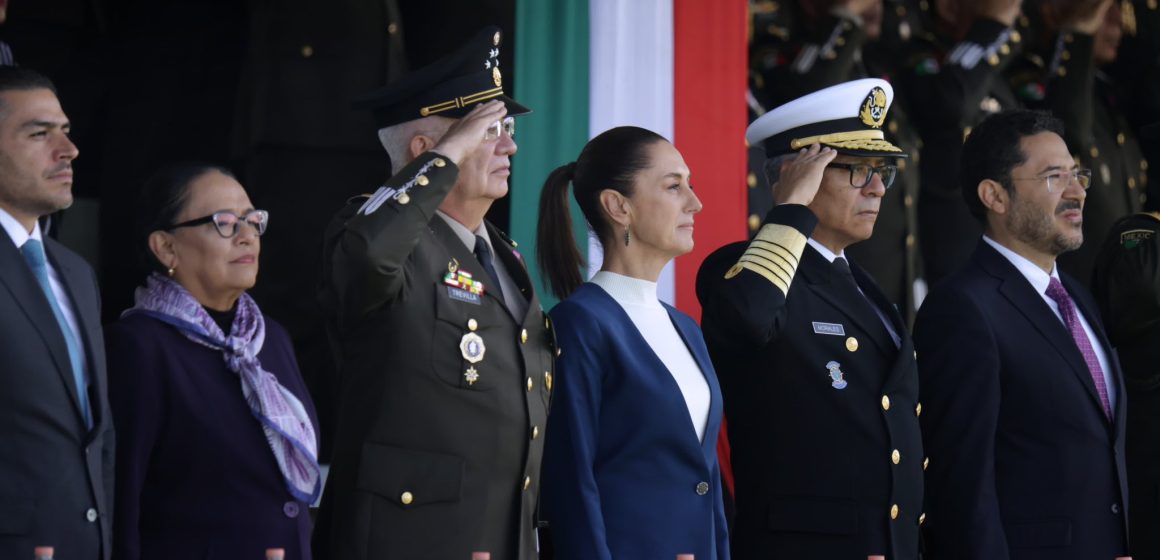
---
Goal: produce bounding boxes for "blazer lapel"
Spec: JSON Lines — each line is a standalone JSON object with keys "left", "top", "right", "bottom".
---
{"left": 977, "top": 243, "right": 1107, "bottom": 418}
{"left": 665, "top": 305, "right": 723, "bottom": 467}
{"left": 487, "top": 222, "right": 535, "bottom": 322}
{"left": 0, "top": 231, "right": 86, "bottom": 422}
{"left": 1064, "top": 274, "right": 1126, "bottom": 429}
{"left": 800, "top": 248, "right": 896, "bottom": 358}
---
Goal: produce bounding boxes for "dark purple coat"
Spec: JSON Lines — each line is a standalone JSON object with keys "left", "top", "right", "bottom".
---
{"left": 105, "top": 311, "right": 317, "bottom": 560}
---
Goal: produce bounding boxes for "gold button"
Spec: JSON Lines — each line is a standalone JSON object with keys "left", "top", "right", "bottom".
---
{"left": 835, "top": 36, "right": 846, "bottom": 47}
{"left": 891, "top": 449, "right": 901, "bottom": 464}
{"left": 999, "top": 44, "right": 1010, "bottom": 55}
{"left": 904, "top": 194, "right": 913, "bottom": 208}
{"left": 301, "top": 45, "right": 314, "bottom": 58}
{"left": 915, "top": 402, "right": 923, "bottom": 417}
{"left": 919, "top": 512, "right": 926, "bottom": 525}
{"left": 545, "top": 371, "right": 553, "bottom": 391}
{"left": 1062, "top": 50, "right": 1071, "bottom": 61}
{"left": 544, "top": 317, "right": 551, "bottom": 330}
{"left": 923, "top": 457, "right": 930, "bottom": 471}
{"left": 1129, "top": 177, "right": 1137, "bottom": 189}
{"left": 433, "top": 158, "right": 447, "bottom": 167}
{"left": 397, "top": 192, "right": 410, "bottom": 205}
{"left": 747, "top": 172, "right": 757, "bottom": 188}
{"left": 906, "top": 234, "right": 915, "bottom": 248}
{"left": 532, "top": 425, "right": 540, "bottom": 439}
{"left": 388, "top": 22, "right": 399, "bottom": 34}
{"left": 1089, "top": 146, "right": 1100, "bottom": 158}
{"left": 521, "top": 329, "right": 528, "bottom": 344}
{"left": 1118, "top": 133, "right": 1127, "bottom": 146}
{"left": 987, "top": 53, "right": 1000, "bottom": 66}
{"left": 846, "top": 337, "right": 859, "bottom": 352}
{"left": 881, "top": 395, "right": 891, "bottom": 411}
{"left": 1011, "top": 30, "right": 1022, "bottom": 43}
{"left": 1142, "top": 160, "right": 1149, "bottom": 171}
{"left": 1057, "top": 66, "right": 1067, "bottom": 77}
{"left": 468, "top": 318, "right": 478, "bottom": 331}
{"left": 890, "top": 504, "right": 900, "bottom": 520}
{"left": 963, "top": 126, "right": 972, "bottom": 140}
{"left": 748, "top": 214, "right": 761, "bottom": 232}
{"left": 556, "top": 347, "right": 562, "bottom": 357}
{"left": 527, "top": 377, "right": 534, "bottom": 392}
{"left": 416, "top": 175, "right": 430, "bottom": 186}
{"left": 400, "top": 491, "right": 413, "bottom": 505}
{"left": 523, "top": 476, "right": 532, "bottom": 490}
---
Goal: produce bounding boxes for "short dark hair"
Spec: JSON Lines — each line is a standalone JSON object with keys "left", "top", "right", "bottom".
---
{"left": 961, "top": 109, "right": 1065, "bottom": 223}
{"left": 137, "top": 163, "right": 236, "bottom": 275}
{"left": 0, "top": 67, "right": 58, "bottom": 113}
{"left": 536, "top": 126, "right": 667, "bottom": 299}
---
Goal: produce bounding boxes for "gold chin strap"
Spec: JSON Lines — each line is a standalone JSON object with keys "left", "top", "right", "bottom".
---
{"left": 790, "top": 130, "right": 885, "bottom": 150}
{"left": 419, "top": 87, "right": 504, "bottom": 116}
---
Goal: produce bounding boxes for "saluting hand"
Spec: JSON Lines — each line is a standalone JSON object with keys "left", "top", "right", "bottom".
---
{"left": 772, "top": 143, "right": 838, "bottom": 207}
{"left": 431, "top": 100, "right": 508, "bottom": 165}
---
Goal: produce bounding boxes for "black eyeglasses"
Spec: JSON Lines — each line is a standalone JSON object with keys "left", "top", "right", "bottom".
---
{"left": 166, "top": 210, "right": 269, "bottom": 238}
{"left": 826, "top": 163, "right": 898, "bottom": 189}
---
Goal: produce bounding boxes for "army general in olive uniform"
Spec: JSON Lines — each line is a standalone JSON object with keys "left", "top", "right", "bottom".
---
{"left": 698, "top": 79, "right": 924, "bottom": 559}
{"left": 313, "top": 28, "right": 553, "bottom": 560}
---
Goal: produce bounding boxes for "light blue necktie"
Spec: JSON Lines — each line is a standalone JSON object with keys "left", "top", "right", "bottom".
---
{"left": 21, "top": 239, "right": 92, "bottom": 428}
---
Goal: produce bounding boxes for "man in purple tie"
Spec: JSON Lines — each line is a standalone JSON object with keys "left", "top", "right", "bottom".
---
{"left": 914, "top": 109, "right": 1132, "bottom": 560}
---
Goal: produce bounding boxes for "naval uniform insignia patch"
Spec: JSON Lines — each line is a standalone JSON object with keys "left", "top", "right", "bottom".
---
{"left": 859, "top": 86, "right": 888, "bottom": 128}
{"left": 826, "top": 360, "right": 848, "bottom": 390}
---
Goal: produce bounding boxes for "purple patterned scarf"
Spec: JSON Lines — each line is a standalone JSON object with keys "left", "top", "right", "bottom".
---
{"left": 126, "top": 273, "right": 321, "bottom": 503}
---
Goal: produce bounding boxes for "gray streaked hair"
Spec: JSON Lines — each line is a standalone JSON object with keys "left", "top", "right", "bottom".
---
{"left": 377, "top": 116, "right": 454, "bottom": 171}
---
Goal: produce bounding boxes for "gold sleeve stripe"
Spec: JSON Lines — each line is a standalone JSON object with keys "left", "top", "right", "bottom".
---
{"left": 739, "top": 252, "right": 794, "bottom": 283}
{"left": 725, "top": 222, "right": 808, "bottom": 296}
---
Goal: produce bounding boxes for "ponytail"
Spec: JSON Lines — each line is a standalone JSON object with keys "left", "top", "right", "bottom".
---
{"left": 537, "top": 162, "right": 584, "bottom": 300}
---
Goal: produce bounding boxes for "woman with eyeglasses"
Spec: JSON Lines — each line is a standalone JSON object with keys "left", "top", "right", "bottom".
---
{"left": 104, "top": 163, "right": 320, "bottom": 559}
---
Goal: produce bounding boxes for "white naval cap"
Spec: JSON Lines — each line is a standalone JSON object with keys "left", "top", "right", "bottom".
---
{"left": 746, "top": 78, "right": 906, "bottom": 158}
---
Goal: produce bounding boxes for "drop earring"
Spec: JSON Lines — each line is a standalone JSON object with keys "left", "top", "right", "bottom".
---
{"left": 623, "top": 226, "right": 631, "bottom": 247}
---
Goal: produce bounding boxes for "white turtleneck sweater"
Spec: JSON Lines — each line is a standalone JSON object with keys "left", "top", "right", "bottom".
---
{"left": 589, "top": 271, "right": 711, "bottom": 442}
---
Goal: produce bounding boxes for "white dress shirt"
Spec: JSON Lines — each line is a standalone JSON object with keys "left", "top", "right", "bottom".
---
{"left": 0, "top": 207, "right": 84, "bottom": 346}
{"left": 436, "top": 210, "right": 528, "bottom": 321}
{"left": 807, "top": 238, "right": 901, "bottom": 347}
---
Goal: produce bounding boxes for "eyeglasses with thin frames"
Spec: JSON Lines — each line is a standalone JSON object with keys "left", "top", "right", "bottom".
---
{"left": 484, "top": 116, "right": 516, "bottom": 141}
{"left": 825, "top": 162, "right": 898, "bottom": 189}
{"left": 166, "top": 209, "right": 269, "bottom": 238}
{"left": 1009, "top": 168, "right": 1092, "bottom": 192}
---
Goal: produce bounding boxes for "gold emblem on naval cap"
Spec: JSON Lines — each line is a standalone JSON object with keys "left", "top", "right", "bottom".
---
{"left": 493, "top": 66, "right": 502, "bottom": 88}
{"left": 859, "top": 86, "right": 888, "bottom": 129}
{"left": 493, "top": 31, "right": 501, "bottom": 45}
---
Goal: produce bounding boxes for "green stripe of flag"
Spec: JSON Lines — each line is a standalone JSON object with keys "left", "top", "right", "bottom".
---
{"left": 512, "top": 0, "right": 590, "bottom": 309}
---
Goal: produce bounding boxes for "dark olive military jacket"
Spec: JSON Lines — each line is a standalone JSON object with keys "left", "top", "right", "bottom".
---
{"left": 1093, "top": 211, "right": 1160, "bottom": 560}
{"left": 314, "top": 151, "right": 553, "bottom": 560}
{"left": 697, "top": 204, "right": 924, "bottom": 560}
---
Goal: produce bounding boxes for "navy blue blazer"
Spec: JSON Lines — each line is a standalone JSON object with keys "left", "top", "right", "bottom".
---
{"left": 542, "top": 283, "right": 729, "bottom": 560}
{"left": 105, "top": 311, "right": 317, "bottom": 560}
{"left": 915, "top": 240, "right": 1129, "bottom": 559}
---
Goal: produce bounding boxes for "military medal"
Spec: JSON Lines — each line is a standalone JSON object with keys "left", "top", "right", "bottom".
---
{"left": 826, "top": 360, "right": 848, "bottom": 390}
{"left": 464, "top": 366, "right": 480, "bottom": 386}
{"left": 460, "top": 332, "right": 486, "bottom": 364}
{"left": 444, "top": 268, "right": 485, "bottom": 296}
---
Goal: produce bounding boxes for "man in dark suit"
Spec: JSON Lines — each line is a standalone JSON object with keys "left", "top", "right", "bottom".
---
{"left": 915, "top": 109, "right": 1131, "bottom": 559}
{"left": 698, "top": 78, "right": 924, "bottom": 560}
{"left": 314, "top": 27, "right": 553, "bottom": 560}
{"left": 0, "top": 67, "right": 113, "bottom": 559}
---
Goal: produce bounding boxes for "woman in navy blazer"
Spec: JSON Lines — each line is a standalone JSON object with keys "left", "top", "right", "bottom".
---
{"left": 537, "top": 126, "right": 729, "bottom": 560}
{"left": 105, "top": 164, "right": 321, "bottom": 559}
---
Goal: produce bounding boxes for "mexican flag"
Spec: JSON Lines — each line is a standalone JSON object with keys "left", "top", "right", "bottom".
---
{"left": 510, "top": 0, "right": 749, "bottom": 318}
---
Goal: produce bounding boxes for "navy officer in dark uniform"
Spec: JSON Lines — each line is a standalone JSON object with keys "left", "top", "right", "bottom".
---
{"left": 314, "top": 27, "right": 553, "bottom": 560}
{"left": 697, "top": 78, "right": 924, "bottom": 560}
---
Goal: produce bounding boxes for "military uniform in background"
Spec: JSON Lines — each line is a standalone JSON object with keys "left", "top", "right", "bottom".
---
{"left": 313, "top": 29, "right": 552, "bottom": 560}
{"left": 1031, "top": 21, "right": 1146, "bottom": 286}
{"left": 897, "top": 16, "right": 1026, "bottom": 284}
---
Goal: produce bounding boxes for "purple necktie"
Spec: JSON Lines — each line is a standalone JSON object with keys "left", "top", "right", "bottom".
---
{"left": 1045, "top": 277, "right": 1111, "bottom": 419}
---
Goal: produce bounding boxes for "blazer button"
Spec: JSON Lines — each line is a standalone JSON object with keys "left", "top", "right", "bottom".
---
{"left": 1112, "top": 503, "right": 1121, "bottom": 514}
{"left": 695, "top": 481, "right": 709, "bottom": 496}
{"left": 919, "top": 512, "right": 926, "bottom": 525}
{"left": 891, "top": 449, "right": 901, "bottom": 465}
{"left": 527, "top": 377, "right": 534, "bottom": 392}
{"left": 881, "top": 395, "right": 891, "bottom": 411}
{"left": 544, "top": 371, "right": 553, "bottom": 392}
{"left": 283, "top": 501, "right": 300, "bottom": 518}
{"left": 85, "top": 508, "right": 98, "bottom": 522}
{"left": 890, "top": 504, "right": 900, "bottom": 520}
{"left": 400, "top": 491, "right": 414, "bottom": 505}
{"left": 915, "top": 402, "right": 923, "bottom": 417}
{"left": 521, "top": 329, "right": 528, "bottom": 344}
{"left": 523, "top": 476, "right": 532, "bottom": 491}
